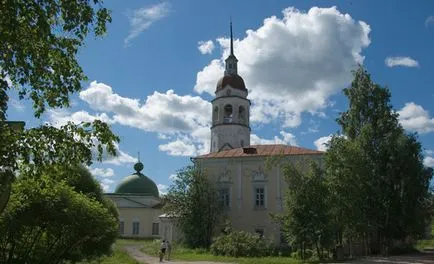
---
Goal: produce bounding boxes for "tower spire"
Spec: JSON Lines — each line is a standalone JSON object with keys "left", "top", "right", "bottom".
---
{"left": 230, "top": 17, "right": 234, "bottom": 55}
{"left": 224, "top": 17, "right": 238, "bottom": 76}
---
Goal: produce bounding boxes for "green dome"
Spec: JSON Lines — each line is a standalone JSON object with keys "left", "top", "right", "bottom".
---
{"left": 114, "top": 162, "right": 159, "bottom": 197}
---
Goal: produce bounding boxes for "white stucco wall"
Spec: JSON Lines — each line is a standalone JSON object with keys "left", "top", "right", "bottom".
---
{"left": 211, "top": 86, "right": 251, "bottom": 152}
{"left": 105, "top": 194, "right": 163, "bottom": 238}
{"left": 197, "top": 153, "right": 324, "bottom": 243}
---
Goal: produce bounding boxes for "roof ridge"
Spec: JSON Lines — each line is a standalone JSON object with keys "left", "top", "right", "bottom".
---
{"left": 196, "top": 144, "right": 324, "bottom": 159}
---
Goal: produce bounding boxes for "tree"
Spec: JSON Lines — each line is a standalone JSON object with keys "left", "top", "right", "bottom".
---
{"left": 164, "top": 166, "right": 223, "bottom": 248}
{"left": 0, "top": 0, "right": 117, "bottom": 214}
{"left": 325, "top": 66, "right": 432, "bottom": 254}
{"left": 274, "top": 161, "right": 332, "bottom": 260}
{"left": 0, "top": 165, "right": 119, "bottom": 263}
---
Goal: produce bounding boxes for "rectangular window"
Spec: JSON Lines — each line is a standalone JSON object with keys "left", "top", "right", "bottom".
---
{"left": 218, "top": 188, "right": 230, "bottom": 208}
{"left": 255, "top": 187, "right": 265, "bottom": 208}
{"left": 119, "top": 221, "right": 124, "bottom": 235}
{"left": 132, "top": 222, "right": 140, "bottom": 235}
{"left": 152, "top": 223, "right": 159, "bottom": 235}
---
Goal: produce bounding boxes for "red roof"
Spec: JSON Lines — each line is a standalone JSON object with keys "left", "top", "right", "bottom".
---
{"left": 216, "top": 75, "right": 247, "bottom": 92}
{"left": 195, "top": 144, "right": 324, "bottom": 159}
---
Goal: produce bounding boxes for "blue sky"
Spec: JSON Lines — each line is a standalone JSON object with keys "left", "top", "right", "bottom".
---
{"left": 7, "top": 0, "right": 434, "bottom": 193}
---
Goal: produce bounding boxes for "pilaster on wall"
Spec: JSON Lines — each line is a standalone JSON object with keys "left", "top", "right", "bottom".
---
{"left": 276, "top": 166, "right": 283, "bottom": 211}
{"left": 237, "top": 162, "right": 242, "bottom": 210}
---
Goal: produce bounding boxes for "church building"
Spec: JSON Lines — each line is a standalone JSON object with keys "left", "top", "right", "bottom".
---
{"left": 105, "top": 161, "right": 163, "bottom": 238}
{"left": 106, "top": 22, "right": 324, "bottom": 243}
{"left": 193, "top": 22, "right": 324, "bottom": 243}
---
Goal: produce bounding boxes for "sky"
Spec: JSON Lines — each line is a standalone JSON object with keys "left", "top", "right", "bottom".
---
{"left": 6, "top": 0, "right": 434, "bottom": 193}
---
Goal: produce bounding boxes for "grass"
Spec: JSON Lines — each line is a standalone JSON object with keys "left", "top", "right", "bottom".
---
{"left": 416, "top": 220, "right": 434, "bottom": 250}
{"left": 140, "top": 239, "right": 316, "bottom": 264}
{"left": 77, "top": 239, "right": 142, "bottom": 264}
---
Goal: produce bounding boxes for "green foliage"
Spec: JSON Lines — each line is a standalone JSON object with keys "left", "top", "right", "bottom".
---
{"left": 210, "top": 230, "right": 274, "bottom": 257}
{"left": 273, "top": 161, "right": 332, "bottom": 260}
{"left": 325, "top": 66, "right": 433, "bottom": 254}
{"left": 79, "top": 240, "right": 143, "bottom": 264}
{"left": 0, "top": 0, "right": 116, "bottom": 215}
{"left": 140, "top": 239, "right": 305, "bottom": 264}
{"left": 0, "top": 0, "right": 111, "bottom": 117}
{"left": 78, "top": 248, "right": 140, "bottom": 264}
{"left": 0, "top": 166, "right": 119, "bottom": 263}
{"left": 164, "top": 165, "right": 223, "bottom": 248}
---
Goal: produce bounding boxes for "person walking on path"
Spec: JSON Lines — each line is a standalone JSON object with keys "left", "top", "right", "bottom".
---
{"left": 165, "top": 240, "right": 171, "bottom": 261}
{"left": 159, "top": 239, "right": 167, "bottom": 262}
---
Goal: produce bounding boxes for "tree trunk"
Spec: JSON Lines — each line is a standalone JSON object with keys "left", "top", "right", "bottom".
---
{"left": 315, "top": 241, "right": 321, "bottom": 260}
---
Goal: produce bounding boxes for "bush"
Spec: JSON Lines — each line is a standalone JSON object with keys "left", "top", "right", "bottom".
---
{"left": 290, "top": 248, "right": 314, "bottom": 260}
{"left": 0, "top": 171, "right": 118, "bottom": 263}
{"left": 210, "top": 230, "right": 274, "bottom": 257}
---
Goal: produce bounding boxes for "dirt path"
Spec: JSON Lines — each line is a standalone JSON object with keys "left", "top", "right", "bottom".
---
{"left": 123, "top": 244, "right": 233, "bottom": 264}
{"left": 326, "top": 253, "right": 434, "bottom": 264}
{"left": 124, "top": 244, "right": 434, "bottom": 264}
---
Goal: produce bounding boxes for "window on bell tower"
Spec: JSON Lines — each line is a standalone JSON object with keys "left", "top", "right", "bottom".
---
{"left": 213, "top": 106, "right": 219, "bottom": 123}
{"left": 239, "top": 106, "right": 246, "bottom": 124}
{"left": 224, "top": 104, "right": 233, "bottom": 123}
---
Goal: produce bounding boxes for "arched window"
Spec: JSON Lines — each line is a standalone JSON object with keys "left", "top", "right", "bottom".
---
{"left": 213, "top": 106, "right": 219, "bottom": 122}
{"left": 224, "top": 104, "right": 233, "bottom": 123}
{"left": 239, "top": 106, "right": 246, "bottom": 123}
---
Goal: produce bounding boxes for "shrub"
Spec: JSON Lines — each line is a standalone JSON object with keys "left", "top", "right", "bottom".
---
{"left": 210, "top": 230, "right": 274, "bottom": 257}
{"left": 290, "top": 248, "right": 314, "bottom": 260}
{"left": 0, "top": 171, "right": 118, "bottom": 263}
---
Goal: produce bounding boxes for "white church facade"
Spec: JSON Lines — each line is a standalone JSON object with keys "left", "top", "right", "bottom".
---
{"left": 194, "top": 22, "right": 324, "bottom": 243}
{"left": 106, "top": 22, "right": 324, "bottom": 243}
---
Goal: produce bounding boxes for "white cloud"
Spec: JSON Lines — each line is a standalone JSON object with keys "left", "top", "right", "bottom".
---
{"left": 100, "top": 183, "right": 110, "bottom": 192}
{"left": 198, "top": 40, "right": 215, "bottom": 54}
{"left": 101, "top": 178, "right": 115, "bottom": 185}
{"left": 79, "top": 81, "right": 211, "bottom": 156}
{"left": 251, "top": 131, "right": 298, "bottom": 146}
{"left": 424, "top": 156, "right": 434, "bottom": 168}
{"left": 425, "top": 16, "right": 434, "bottom": 27}
{"left": 46, "top": 109, "right": 112, "bottom": 127}
{"left": 103, "top": 143, "right": 137, "bottom": 166}
{"left": 425, "top": 149, "right": 434, "bottom": 156}
{"left": 89, "top": 167, "right": 115, "bottom": 178}
{"left": 314, "top": 135, "right": 333, "bottom": 151}
{"left": 158, "top": 137, "right": 197, "bottom": 156}
{"left": 385, "top": 56, "right": 419, "bottom": 68}
{"left": 10, "top": 99, "right": 25, "bottom": 112}
{"left": 169, "top": 174, "right": 178, "bottom": 181}
{"left": 80, "top": 81, "right": 211, "bottom": 134}
{"left": 398, "top": 102, "right": 434, "bottom": 134}
{"left": 157, "top": 184, "right": 168, "bottom": 195}
{"left": 194, "top": 6, "right": 370, "bottom": 128}
{"left": 100, "top": 178, "right": 115, "bottom": 192}
{"left": 124, "top": 2, "right": 171, "bottom": 46}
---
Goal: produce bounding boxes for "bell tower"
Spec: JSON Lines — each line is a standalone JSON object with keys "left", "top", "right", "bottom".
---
{"left": 210, "top": 21, "right": 251, "bottom": 153}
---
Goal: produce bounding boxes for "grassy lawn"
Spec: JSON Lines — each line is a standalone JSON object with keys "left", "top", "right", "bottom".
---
{"left": 416, "top": 220, "right": 434, "bottom": 250}
{"left": 140, "top": 239, "right": 316, "bottom": 264}
{"left": 77, "top": 239, "right": 143, "bottom": 264}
